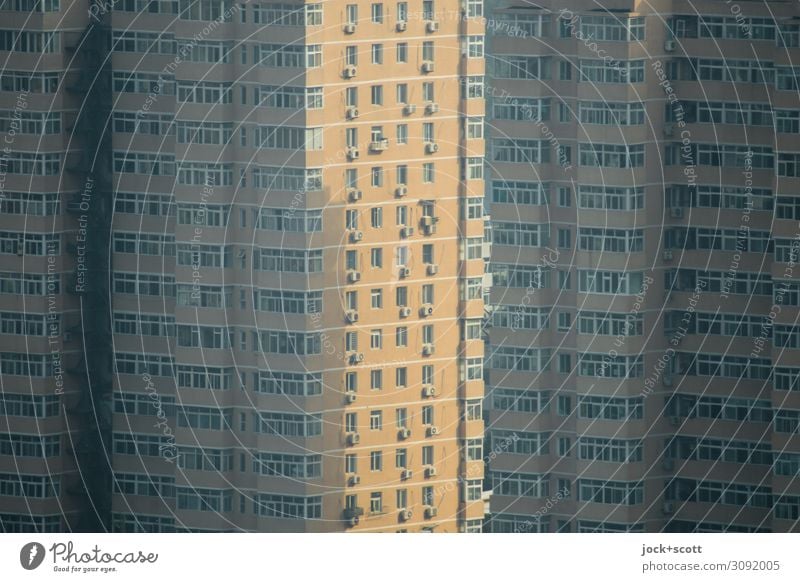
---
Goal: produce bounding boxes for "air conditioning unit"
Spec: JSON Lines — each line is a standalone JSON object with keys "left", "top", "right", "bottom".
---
{"left": 343, "top": 65, "right": 357, "bottom": 78}
{"left": 349, "top": 230, "right": 364, "bottom": 243}
{"left": 425, "top": 142, "right": 439, "bottom": 154}
{"left": 347, "top": 270, "right": 361, "bottom": 283}
{"left": 422, "top": 385, "right": 437, "bottom": 398}
{"left": 400, "top": 227, "right": 414, "bottom": 238}
{"left": 421, "top": 216, "right": 434, "bottom": 228}
{"left": 422, "top": 344, "right": 435, "bottom": 356}
{"left": 426, "top": 20, "right": 439, "bottom": 33}
{"left": 348, "top": 188, "right": 362, "bottom": 202}
{"left": 669, "top": 207, "right": 684, "bottom": 219}
{"left": 346, "top": 146, "right": 360, "bottom": 160}
{"left": 400, "top": 267, "right": 411, "bottom": 278}
{"left": 350, "top": 352, "right": 365, "bottom": 364}
{"left": 663, "top": 249, "right": 674, "bottom": 262}
{"left": 663, "top": 123, "right": 674, "bottom": 137}
{"left": 346, "top": 106, "right": 359, "bottom": 119}
{"left": 424, "top": 466, "right": 437, "bottom": 478}
{"left": 345, "top": 310, "right": 359, "bottom": 323}
{"left": 422, "top": 224, "right": 437, "bottom": 236}
{"left": 347, "top": 517, "right": 359, "bottom": 527}
{"left": 420, "top": 304, "right": 434, "bottom": 317}
{"left": 399, "top": 306, "right": 411, "bottom": 318}
{"left": 664, "top": 39, "right": 676, "bottom": 52}
{"left": 421, "top": 61, "right": 435, "bottom": 73}
{"left": 424, "top": 506, "right": 438, "bottom": 519}
{"left": 349, "top": 474, "right": 361, "bottom": 485}
{"left": 345, "top": 392, "right": 357, "bottom": 404}
{"left": 399, "top": 509, "right": 413, "bottom": 521}
{"left": 403, "top": 103, "right": 416, "bottom": 115}
{"left": 395, "top": 185, "right": 408, "bottom": 197}
{"left": 344, "top": 23, "right": 356, "bottom": 34}
{"left": 427, "top": 264, "right": 439, "bottom": 275}
{"left": 662, "top": 375, "right": 673, "bottom": 387}
{"left": 427, "top": 425, "right": 439, "bottom": 436}
{"left": 425, "top": 102, "right": 439, "bottom": 115}
{"left": 369, "top": 139, "right": 389, "bottom": 152}
{"left": 398, "top": 427, "right": 411, "bottom": 440}
{"left": 662, "top": 502, "right": 674, "bottom": 515}
{"left": 396, "top": 20, "right": 407, "bottom": 32}
{"left": 401, "top": 469, "right": 413, "bottom": 480}
{"left": 347, "top": 432, "right": 361, "bottom": 446}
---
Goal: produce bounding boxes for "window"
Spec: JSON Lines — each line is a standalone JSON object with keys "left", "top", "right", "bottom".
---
{"left": 371, "top": 3, "right": 383, "bottom": 23}
{"left": 370, "top": 207, "right": 383, "bottom": 228}
{"left": 370, "top": 450, "right": 383, "bottom": 470}
{"left": 370, "top": 492, "right": 382, "bottom": 513}
{"left": 370, "top": 248, "right": 383, "bottom": 268}
{"left": 370, "top": 329, "right": 382, "bottom": 349}
{"left": 370, "top": 289, "right": 383, "bottom": 309}
{"left": 579, "top": 59, "right": 645, "bottom": 83}
{"left": 396, "top": 408, "right": 408, "bottom": 429}
{"left": 467, "top": 35, "right": 484, "bottom": 58}
{"left": 371, "top": 166, "right": 383, "bottom": 187}
{"left": 396, "top": 42, "right": 407, "bottom": 63}
{"left": 369, "top": 410, "right": 383, "bottom": 430}
{"left": 493, "top": 55, "right": 550, "bottom": 79}
{"left": 370, "top": 369, "right": 383, "bottom": 390}
{"left": 396, "top": 327, "right": 408, "bottom": 347}
{"left": 371, "top": 43, "right": 383, "bottom": 64}
{"left": 423, "top": 163, "right": 434, "bottom": 183}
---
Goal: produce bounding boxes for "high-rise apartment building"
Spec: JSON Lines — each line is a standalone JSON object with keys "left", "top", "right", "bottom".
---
{"left": 0, "top": 0, "right": 485, "bottom": 533}
{"left": 485, "top": 0, "right": 800, "bottom": 533}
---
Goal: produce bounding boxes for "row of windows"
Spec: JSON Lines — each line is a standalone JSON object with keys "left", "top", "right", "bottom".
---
{"left": 1, "top": 352, "right": 53, "bottom": 377}
{"left": 578, "top": 353, "right": 644, "bottom": 379}
{"left": 670, "top": 14, "right": 787, "bottom": 43}
{"left": 114, "top": 312, "right": 175, "bottom": 337}
{"left": 664, "top": 311, "right": 768, "bottom": 339}
{"left": 254, "top": 43, "right": 321, "bottom": 68}
{"left": 0, "top": 152, "right": 60, "bottom": 175}
{"left": 253, "top": 411, "right": 322, "bottom": 437}
{"left": 673, "top": 352, "right": 772, "bottom": 381}
{"left": 0, "top": 392, "right": 59, "bottom": 418}
{"left": 255, "top": 85, "right": 323, "bottom": 109}
{"left": 667, "top": 269, "right": 772, "bottom": 296}
{"left": 0, "top": 70, "right": 58, "bottom": 93}
{"left": 0, "top": 433, "right": 60, "bottom": 457}
{"left": 0, "top": 473, "right": 59, "bottom": 498}
{"left": 0, "top": 30, "right": 59, "bottom": 53}
{"left": 669, "top": 100, "right": 800, "bottom": 133}
{"left": 666, "top": 478, "right": 771, "bottom": 509}
{"left": 578, "top": 479, "right": 643, "bottom": 505}
{"left": 0, "top": 311, "right": 56, "bottom": 336}
{"left": 492, "top": 222, "right": 549, "bottom": 247}
{"left": 579, "top": 395, "right": 644, "bottom": 420}
{"left": 666, "top": 184, "right": 773, "bottom": 211}
{"left": 0, "top": 192, "right": 59, "bottom": 216}
{"left": 665, "top": 394, "right": 773, "bottom": 423}
{"left": 490, "top": 388, "right": 551, "bottom": 414}
{"left": 491, "top": 306, "right": 549, "bottom": 330}
{"left": 0, "top": 272, "right": 59, "bottom": 296}
{"left": 0, "top": 0, "right": 59, "bottom": 11}
{"left": 663, "top": 227, "right": 772, "bottom": 253}
{"left": 666, "top": 436, "right": 772, "bottom": 465}
{"left": 578, "top": 311, "right": 643, "bottom": 337}
{"left": 254, "top": 289, "right": 322, "bottom": 315}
